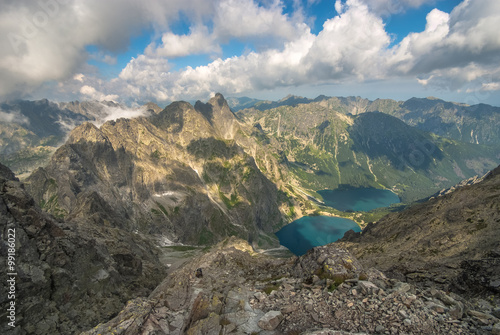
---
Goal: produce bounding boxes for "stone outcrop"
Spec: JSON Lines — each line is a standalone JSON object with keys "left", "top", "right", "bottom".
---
{"left": 340, "top": 164, "right": 500, "bottom": 296}
{"left": 81, "top": 237, "right": 499, "bottom": 335}
{"left": 0, "top": 163, "right": 166, "bottom": 334}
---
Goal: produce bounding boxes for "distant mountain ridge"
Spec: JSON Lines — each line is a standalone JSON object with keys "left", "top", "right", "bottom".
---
{"left": 229, "top": 95, "right": 500, "bottom": 146}
{"left": 0, "top": 99, "right": 158, "bottom": 176}
{"left": 2, "top": 95, "right": 499, "bottom": 179}
{"left": 236, "top": 99, "right": 499, "bottom": 203}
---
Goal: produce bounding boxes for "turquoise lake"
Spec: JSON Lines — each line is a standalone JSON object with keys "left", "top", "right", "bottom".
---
{"left": 275, "top": 216, "right": 361, "bottom": 256}
{"left": 276, "top": 187, "right": 400, "bottom": 255}
{"left": 317, "top": 187, "right": 400, "bottom": 212}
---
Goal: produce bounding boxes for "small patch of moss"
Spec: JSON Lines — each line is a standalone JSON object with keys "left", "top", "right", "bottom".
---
{"left": 220, "top": 318, "right": 231, "bottom": 326}
{"left": 150, "top": 150, "right": 161, "bottom": 160}
{"left": 328, "top": 283, "right": 338, "bottom": 292}
{"left": 359, "top": 272, "right": 369, "bottom": 281}
{"left": 263, "top": 284, "right": 279, "bottom": 295}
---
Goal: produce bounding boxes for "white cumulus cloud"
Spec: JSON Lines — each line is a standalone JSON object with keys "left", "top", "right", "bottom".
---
{"left": 80, "top": 85, "right": 119, "bottom": 102}
{"left": 0, "top": 0, "right": 222, "bottom": 100}
{"left": 147, "top": 26, "right": 221, "bottom": 58}
{"left": 388, "top": 0, "right": 500, "bottom": 92}
{"left": 116, "top": 0, "right": 391, "bottom": 101}
{"left": 0, "top": 0, "right": 499, "bottom": 105}
{"left": 357, "top": 0, "right": 435, "bottom": 16}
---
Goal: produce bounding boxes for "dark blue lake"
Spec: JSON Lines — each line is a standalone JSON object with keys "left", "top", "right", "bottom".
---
{"left": 275, "top": 216, "right": 361, "bottom": 256}
{"left": 318, "top": 187, "right": 400, "bottom": 212}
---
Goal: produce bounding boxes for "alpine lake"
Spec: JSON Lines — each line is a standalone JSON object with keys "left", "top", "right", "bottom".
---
{"left": 276, "top": 187, "right": 400, "bottom": 256}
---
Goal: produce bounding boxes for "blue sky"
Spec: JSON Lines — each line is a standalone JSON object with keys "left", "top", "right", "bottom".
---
{"left": 1, "top": 0, "right": 499, "bottom": 106}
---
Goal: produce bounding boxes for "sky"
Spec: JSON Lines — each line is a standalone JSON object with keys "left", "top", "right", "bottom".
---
{"left": 1, "top": 0, "right": 500, "bottom": 107}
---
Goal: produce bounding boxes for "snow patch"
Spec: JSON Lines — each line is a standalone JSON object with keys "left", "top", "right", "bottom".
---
{"left": 153, "top": 191, "right": 180, "bottom": 197}
{"left": 159, "top": 236, "right": 176, "bottom": 247}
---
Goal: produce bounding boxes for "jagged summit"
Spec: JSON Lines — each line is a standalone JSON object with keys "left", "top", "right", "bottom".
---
{"left": 25, "top": 94, "right": 289, "bottom": 248}
{"left": 144, "top": 101, "right": 163, "bottom": 114}
{"left": 67, "top": 121, "right": 109, "bottom": 144}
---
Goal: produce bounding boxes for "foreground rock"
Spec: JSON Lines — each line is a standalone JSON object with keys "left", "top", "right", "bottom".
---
{"left": 340, "top": 164, "right": 500, "bottom": 296}
{"left": 0, "top": 163, "right": 166, "bottom": 334}
{"left": 82, "top": 238, "right": 496, "bottom": 335}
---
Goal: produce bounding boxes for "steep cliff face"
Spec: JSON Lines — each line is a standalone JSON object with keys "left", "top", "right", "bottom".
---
{"left": 25, "top": 95, "right": 290, "bottom": 247}
{"left": 0, "top": 163, "right": 166, "bottom": 334}
{"left": 339, "top": 164, "right": 500, "bottom": 294}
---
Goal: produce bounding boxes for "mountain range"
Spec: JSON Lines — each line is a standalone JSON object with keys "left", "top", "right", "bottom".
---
{"left": 235, "top": 96, "right": 499, "bottom": 203}
{"left": 3, "top": 94, "right": 500, "bottom": 180}
{"left": 229, "top": 95, "right": 500, "bottom": 146}
{"left": 0, "top": 93, "right": 499, "bottom": 334}
{"left": 24, "top": 95, "right": 290, "bottom": 248}
{"left": 1, "top": 94, "right": 499, "bottom": 239}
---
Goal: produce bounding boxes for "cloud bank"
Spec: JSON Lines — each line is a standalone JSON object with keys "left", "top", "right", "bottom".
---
{"left": 0, "top": 108, "right": 29, "bottom": 125}
{"left": 0, "top": 0, "right": 499, "bottom": 105}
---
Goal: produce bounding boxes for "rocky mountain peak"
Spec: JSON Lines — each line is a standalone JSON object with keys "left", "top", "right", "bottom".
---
{"left": 195, "top": 93, "right": 239, "bottom": 139}
{"left": 144, "top": 102, "right": 163, "bottom": 114}
{"left": 24, "top": 93, "right": 290, "bottom": 248}
{"left": 67, "top": 121, "right": 109, "bottom": 144}
{"left": 210, "top": 92, "right": 228, "bottom": 106}
{"left": 151, "top": 100, "right": 216, "bottom": 141}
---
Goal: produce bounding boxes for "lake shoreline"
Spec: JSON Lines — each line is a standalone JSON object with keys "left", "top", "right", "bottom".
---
{"left": 276, "top": 187, "right": 402, "bottom": 256}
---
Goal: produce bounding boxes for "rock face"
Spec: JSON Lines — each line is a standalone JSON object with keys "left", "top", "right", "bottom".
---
{"left": 258, "top": 311, "right": 283, "bottom": 330}
{"left": 81, "top": 237, "right": 495, "bottom": 335}
{"left": 339, "top": 164, "right": 500, "bottom": 295}
{"left": 0, "top": 162, "right": 166, "bottom": 334}
{"left": 24, "top": 94, "right": 291, "bottom": 247}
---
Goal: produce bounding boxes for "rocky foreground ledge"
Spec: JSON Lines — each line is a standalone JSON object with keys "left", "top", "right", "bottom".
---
{"left": 82, "top": 238, "right": 500, "bottom": 335}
